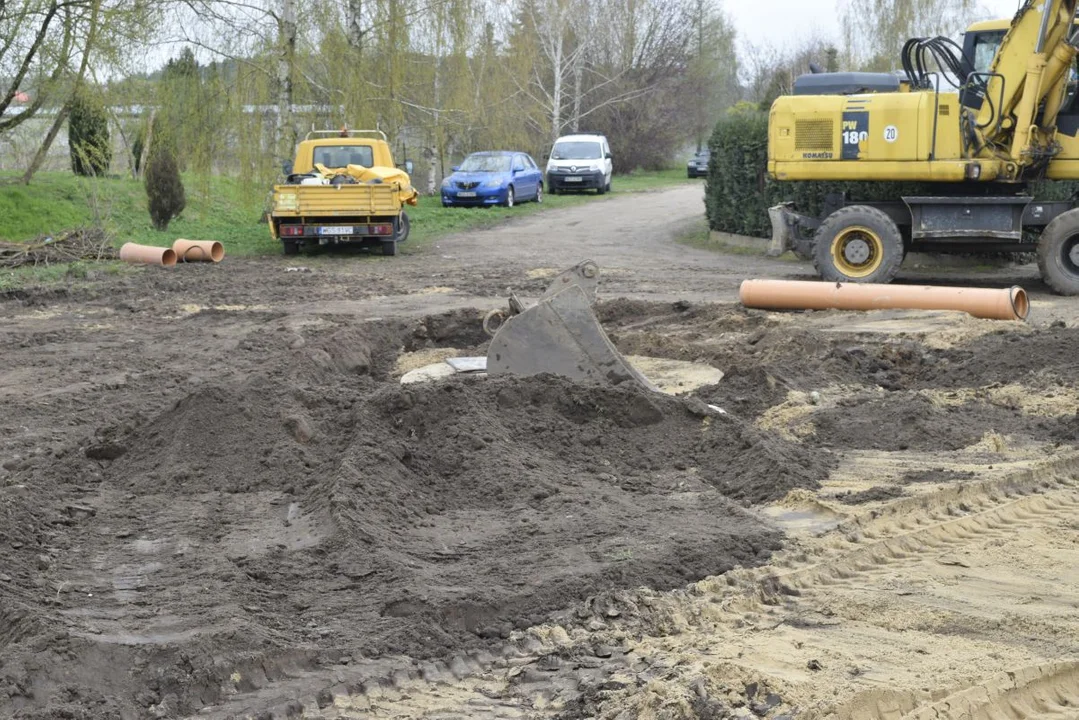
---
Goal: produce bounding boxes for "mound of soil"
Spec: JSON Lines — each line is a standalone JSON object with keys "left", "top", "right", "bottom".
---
{"left": 1, "top": 368, "right": 832, "bottom": 717}
{"left": 925, "top": 326, "right": 1079, "bottom": 389}
{"left": 810, "top": 393, "right": 1067, "bottom": 452}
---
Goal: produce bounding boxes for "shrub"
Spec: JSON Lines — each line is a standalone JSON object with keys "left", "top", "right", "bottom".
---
{"left": 144, "top": 145, "right": 186, "bottom": 230}
{"left": 68, "top": 91, "right": 112, "bottom": 177}
{"left": 704, "top": 108, "right": 773, "bottom": 237}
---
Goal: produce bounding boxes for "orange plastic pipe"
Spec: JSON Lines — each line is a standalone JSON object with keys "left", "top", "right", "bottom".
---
{"left": 172, "top": 239, "right": 224, "bottom": 263}
{"left": 119, "top": 243, "right": 177, "bottom": 267}
{"left": 739, "top": 279, "right": 1029, "bottom": 321}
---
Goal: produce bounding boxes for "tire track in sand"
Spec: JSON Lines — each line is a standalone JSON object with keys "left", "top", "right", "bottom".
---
{"left": 196, "top": 455, "right": 1079, "bottom": 719}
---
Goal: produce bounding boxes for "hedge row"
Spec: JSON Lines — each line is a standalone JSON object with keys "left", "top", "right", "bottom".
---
{"left": 704, "top": 109, "right": 1079, "bottom": 238}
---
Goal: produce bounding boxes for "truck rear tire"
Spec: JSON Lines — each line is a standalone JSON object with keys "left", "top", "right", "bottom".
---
{"left": 1037, "top": 208, "right": 1079, "bottom": 295}
{"left": 396, "top": 212, "right": 410, "bottom": 243}
{"left": 381, "top": 240, "right": 397, "bottom": 257}
{"left": 283, "top": 241, "right": 299, "bottom": 256}
{"left": 813, "top": 205, "right": 904, "bottom": 284}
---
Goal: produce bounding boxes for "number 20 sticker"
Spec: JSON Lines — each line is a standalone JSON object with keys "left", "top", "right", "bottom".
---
{"left": 884, "top": 125, "right": 899, "bottom": 143}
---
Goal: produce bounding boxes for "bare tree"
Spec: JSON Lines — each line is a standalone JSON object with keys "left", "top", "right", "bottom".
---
{"left": 0, "top": 0, "right": 78, "bottom": 133}
{"left": 21, "top": 0, "right": 102, "bottom": 183}
{"left": 840, "top": 0, "right": 986, "bottom": 70}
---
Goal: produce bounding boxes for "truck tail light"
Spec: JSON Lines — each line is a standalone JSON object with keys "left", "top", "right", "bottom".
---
{"left": 280, "top": 224, "right": 304, "bottom": 236}
{"left": 371, "top": 224, "right": 393, "bottom": 235}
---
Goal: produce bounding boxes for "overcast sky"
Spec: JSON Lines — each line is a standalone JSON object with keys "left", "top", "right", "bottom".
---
{"left": 724, "top": 0, "right": 1030, "bottom": 49}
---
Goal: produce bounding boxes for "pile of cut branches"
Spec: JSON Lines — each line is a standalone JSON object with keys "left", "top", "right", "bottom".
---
{"left": 0, "top": 228, "right": 116, "bottom": 269}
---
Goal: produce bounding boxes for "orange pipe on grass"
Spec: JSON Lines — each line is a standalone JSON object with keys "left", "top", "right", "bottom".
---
{"left": 739, "top": 279, "right": 1029, "bottom": 321}
{"left": 119, "top": 243, "right": 177, "bottom": 267}
{"left": 172, "top": 239, "right": 224, "bottom": 262}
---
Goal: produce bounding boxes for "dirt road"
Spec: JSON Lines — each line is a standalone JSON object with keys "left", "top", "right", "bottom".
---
{"left": 1, "top": 185, "right": 1077, "bottom": 719}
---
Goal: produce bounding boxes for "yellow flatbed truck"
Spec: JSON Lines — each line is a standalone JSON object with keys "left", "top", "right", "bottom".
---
{"left": 269, "top": 130, "right": 418, "bottom": 256}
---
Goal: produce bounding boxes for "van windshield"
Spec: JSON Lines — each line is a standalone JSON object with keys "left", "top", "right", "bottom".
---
{"left": 552, "top": 141, "right": 602, "bottom": 160}
{"left": 313, "top": 145, "right": 375, "bottom": 168}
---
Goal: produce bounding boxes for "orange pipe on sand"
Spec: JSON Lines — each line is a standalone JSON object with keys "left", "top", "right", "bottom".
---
{"left": 172, "top": 239, "right": 224, "bottom": 263}
{"left": 119, "top": 243, "right": 177, "bottom": 267}
{"left": 739, "top": 279, "right": 1029, "bottom": 321}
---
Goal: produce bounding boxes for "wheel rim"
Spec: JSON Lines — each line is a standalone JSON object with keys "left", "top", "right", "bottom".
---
{"left": 536, "top": 187, "right": 542, "bottom": 203}
{"left": 831, "top": 225, "right": 884, "bottom": 278}
{"left": 1064, "top": 235, "right": 1079, "bottom": 275}
{"left": 507, "top": 189, "right": 514, "bottom": 207}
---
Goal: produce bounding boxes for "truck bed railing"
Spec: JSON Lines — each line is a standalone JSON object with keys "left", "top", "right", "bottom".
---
{"left": 305, "top": 129, "right": 388, "bottom": 141}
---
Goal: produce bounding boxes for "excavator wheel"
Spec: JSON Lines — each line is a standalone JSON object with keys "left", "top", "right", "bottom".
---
{"left": 813, "top": 205, "right": 904, "bottom": 284}
{"left": 1037, "top": 208, "right": 1079, "bottom": 296}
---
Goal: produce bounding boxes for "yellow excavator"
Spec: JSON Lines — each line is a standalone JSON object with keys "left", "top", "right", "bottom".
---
{"left": 768, "top": 0, "right": 1079, "bottom": 294}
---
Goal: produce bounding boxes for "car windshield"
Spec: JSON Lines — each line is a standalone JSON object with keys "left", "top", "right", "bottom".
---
{"left": 312, "top": 145, "right": 374, "bottom": 168}
{"left": 459, "top": 155, "right": 511, "bottom": 172}
{"left": 695, "top": 151, "right": 710, "bottom": 159}
{"left": 552, "top": 141, "right": 602, "bottom": 160}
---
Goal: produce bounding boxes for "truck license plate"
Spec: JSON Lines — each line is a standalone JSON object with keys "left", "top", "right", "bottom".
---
{"left": 457, "top": 191, "right": 477, "bottom": 198}
{"left": 319, "top": 226, "right": 353, "bottom": 235}
{"left": 564, "top": 176, "right": 582, "bottom": 182}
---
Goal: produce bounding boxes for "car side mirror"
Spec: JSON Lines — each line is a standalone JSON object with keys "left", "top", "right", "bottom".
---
{"left": 451, "top": 165, "right": 460, "bottom": 172}
{"left": 513, "top": 167, "right": 523, "bottom": 174}
{"left": 282, "top": 160, "right": 294, "bottom": 175}
{"left": 605, "top": 152, "right": 612, "bottom": 160}
{"left": 400, "top": 160, "right": 414, "bottom": 175}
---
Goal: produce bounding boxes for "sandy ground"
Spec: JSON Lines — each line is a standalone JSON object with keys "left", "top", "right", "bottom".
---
{"left": 1, "top": 184, "right": 1078, "bottom": 719}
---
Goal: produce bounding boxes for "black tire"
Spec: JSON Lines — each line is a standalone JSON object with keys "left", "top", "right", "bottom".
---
{"left": 813, "top": 205, "right": 904, "bottom": 284}
{"left": 396, "top": 211, "right": 410, "bottom": 243}
{"left": 550, "top": 186, "right": 558, "bottom": 196}
{"left": 283, "top": 241, "right": 299, "bottom": 256}
{"left": 1037, "top": 208, "right": 1079, "bottom": 295}
{"left": 504, "top": 186, "right": 515, "bottom": 208}
{"left": 596, "top": 182, "right": 606, "bottom": 195}
{"left": 381, "top": 240, "right": 397, "bottom": 257}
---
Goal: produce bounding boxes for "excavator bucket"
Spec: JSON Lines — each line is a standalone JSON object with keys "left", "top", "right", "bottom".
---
{"left": 486, "top": 281, "right": 658, "bottom": 391}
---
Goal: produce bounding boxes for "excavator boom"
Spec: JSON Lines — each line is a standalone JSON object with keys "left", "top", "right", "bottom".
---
{"left": 976, "top": 0, "right": 1079, "bottom": 166}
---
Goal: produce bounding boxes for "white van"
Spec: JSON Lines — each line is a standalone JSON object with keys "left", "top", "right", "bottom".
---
{"left": 545, "top": 133, "right": 612, "bottom": 195}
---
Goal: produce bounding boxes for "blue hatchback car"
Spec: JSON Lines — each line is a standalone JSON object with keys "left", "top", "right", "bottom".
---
{"left": 441, "top": 151, "right": 544, "bottom": 208}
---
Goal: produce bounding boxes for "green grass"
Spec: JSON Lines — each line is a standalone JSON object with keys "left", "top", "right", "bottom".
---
{"left": 0, "top": 168, "right": 692, "bottom": 287}
{"left": 0, "top": 171, "right": 274, "bottom": 254}
{"left": 0, "top": 260, "right": 131, "bottom": 292}
{"left": 674, "top": 217, "right": 803, "bottom": 262}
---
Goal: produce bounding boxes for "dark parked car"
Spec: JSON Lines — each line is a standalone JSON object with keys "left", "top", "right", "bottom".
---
{"left": 687, "top": 150, "right": 710, "bottom": 178}
{"left": 440, "top": 151, "right": 544, "bottom": 207}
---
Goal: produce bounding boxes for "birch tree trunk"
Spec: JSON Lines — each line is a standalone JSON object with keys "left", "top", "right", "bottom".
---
{"left": 347, "top": 0, "right": 363, "bottom": 51}
{"left": 550, "top": 22, "right": 563, "bottom": 143}
{"left": 276, "top": 0, "right": 297, "bottom": 164}
{"left": 571, "top": 53, "right": 583, "bottom": 133}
